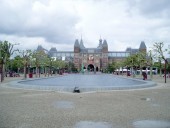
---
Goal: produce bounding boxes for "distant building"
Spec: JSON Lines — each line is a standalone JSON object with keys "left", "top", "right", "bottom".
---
{"left": 37, "top": 38, "right": 147, "bottom": 71}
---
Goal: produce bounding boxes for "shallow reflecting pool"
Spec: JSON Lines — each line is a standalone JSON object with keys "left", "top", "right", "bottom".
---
{"left": 74, "top": 121, "right": 112, "bottom": 128}
{"left": 133, "top": 120, "right": 170, "bottom": 128}
{"left": 10, "top": 74, "right": 156, "bottom": 92}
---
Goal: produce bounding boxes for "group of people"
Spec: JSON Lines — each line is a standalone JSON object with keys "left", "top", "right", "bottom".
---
{"left": 8, "top": 71, "right": 20, "bottom": 77}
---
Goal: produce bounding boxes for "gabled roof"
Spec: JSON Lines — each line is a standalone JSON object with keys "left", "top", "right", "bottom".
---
{"left": 131, "top": 49, "right": 139, "bottom": 54}
{"left": 125, "top": 47, "right": 139, "bottom": 54}
{"left": 126, "top": 47, "right": 132, "bottom": 52}
{"left": 49, "top": 47, "right": 57, "bottom": 52}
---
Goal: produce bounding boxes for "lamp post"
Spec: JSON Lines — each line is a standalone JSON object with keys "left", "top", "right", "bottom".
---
{"left": 159, "top": 56, "right": 162, "bottom": 77}
{"left": 126, "top": 66, "right": 128, "bottom": 76}
{"left": 131, "top": 58, "right": 135, "bottom": 78}
{"left": 164, "top": 59, "right": 168, "bottom": 83}
{"left": 81, "top": 62, "right": 84, "bottom": 74}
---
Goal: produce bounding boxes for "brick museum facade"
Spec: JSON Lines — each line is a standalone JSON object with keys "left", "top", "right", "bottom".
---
{"left": 37, "top": 38, "right": 146, "bottom": 71}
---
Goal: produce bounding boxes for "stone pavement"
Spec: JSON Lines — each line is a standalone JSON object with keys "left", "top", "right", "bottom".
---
{"left": 0, "top": 74, "right": 170, "bottom": 128}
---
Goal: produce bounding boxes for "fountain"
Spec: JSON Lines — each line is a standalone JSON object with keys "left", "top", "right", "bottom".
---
{"left": 7, "top": 74, "right": 156, "bottom": 93}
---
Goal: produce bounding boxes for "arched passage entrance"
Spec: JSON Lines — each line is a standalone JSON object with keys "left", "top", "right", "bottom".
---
{"left": 87, "top": 64, "right": 94, "bottom": 71}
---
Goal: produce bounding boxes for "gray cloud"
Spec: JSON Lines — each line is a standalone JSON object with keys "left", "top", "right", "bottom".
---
{"left": 0, "top": 0, "right": 79, "bottom": 44}
{"left": 125, "top": 0, "right": 170, "bottom": 43}
{"left": 0, "top": 0, "right": 170, "bottom": 52}
{"left": 128, "top": 0, "right": 170, "bottom": 18}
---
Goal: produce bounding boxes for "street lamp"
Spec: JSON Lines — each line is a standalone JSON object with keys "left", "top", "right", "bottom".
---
{"left": 164, "top": 59, "right": 168, "bottom": 83}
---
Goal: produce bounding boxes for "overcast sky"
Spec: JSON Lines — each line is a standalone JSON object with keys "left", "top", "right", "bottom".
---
{"left": 0, "top": 0, "right": 170, "bottom": 53}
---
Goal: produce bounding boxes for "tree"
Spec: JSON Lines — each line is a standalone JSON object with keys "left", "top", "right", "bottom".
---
{"left": 65, "top": 61, "right": 77, "bottom": 73}
{"left": 53, "top": 59, "right": 66, "bottom": 69}
{"left": 47, "top": 56, "right": 55, "bottom": 76}
{"left": 153, "top": 42, "right": 168, "bottom": 83}
{"left": 124, "top": 54, "right": 138, "bottom": 77}
{"left": 41, "top": 55, "right": 54, "bottom": 77}
{"left": 32, "top": 50, "right": 51, "bottom": 77}
{"left": 147, "top": 50, "right": 155, "bottom": 79}
{"left": 18, "top": 50, "right": 32, "bottom": 79}
{"left": 32, "top": 51, "right": 43, "bottom": 77}
{"left": 153, "top": 42, "right": 167, "bottom": 61}
{"left": 10, "top": 56, "right": 23, "bottom": 73}
{"left": 70, "top": 62, "right": 77, "bottom": 73}
{"left": 0, "top": 41, "right": 18, "bottom": 82}
{"left": 123, "top": 51, "right": 149, "bottom": 78}
{"left": 107, "top": 62, "right": 117, "bottom": 73}
{"left": 136, "top": 51, "right": 147, "bottom": 75}
{"left": 116, "top": 61, "right": 126, "bottom": 75}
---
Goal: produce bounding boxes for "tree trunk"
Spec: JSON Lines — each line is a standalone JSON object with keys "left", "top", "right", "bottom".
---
{"left": 24, "top": 64, "right": 27, "bottom": 79}
{"left": 1, "top": 57, "right": 7, "bottom": 81}
{"left": 44, "top": 67, "right": 46, "bottom": 77}
{"left": 140, "top": 68, "right": 142, "bottom": 76}
{"left": 121, "top": 67, "right": 123, "bottom": 75}
{"left": 150, "top": 66, "right": 153, "bottom": 80}
{"left": 2, "top": 63, "right": 5, "bottom": 81}
{"left": 131, "top": 67, "right": 135, "bottom": 78}
{"left": 48, "top": 67, "right": 49, "bottom": 77}
{"left": 159, "top": 60, "right": 162, "bottom": 77}
{"left": 50, "top": 64, "right": 52, "bottom": 76}
{"left": 0, "top": 63, "right": 3, "bottom": 82}
{"left": 17, "top": 68, "right": 20, "bottom": 74}
{"left": 39, "top": 66, "right": 40, "bottom": 78}
{"left": 164, "top": 59, "right": 167, "bottom": 83}
{"left": 35, "top": 66, "right": 38, "bottom": 78}
{"left": 160, "top": 68, "right": 162, "bottom": 77}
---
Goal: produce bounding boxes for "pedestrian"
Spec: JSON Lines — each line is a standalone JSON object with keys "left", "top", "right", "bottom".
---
{"left": 142, "top": 72, "right": 147, "bottom": 80}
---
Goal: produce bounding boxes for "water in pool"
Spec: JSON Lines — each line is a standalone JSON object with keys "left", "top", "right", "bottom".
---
{"left": 15, "top": 74, "right": 156, "bottom": 92}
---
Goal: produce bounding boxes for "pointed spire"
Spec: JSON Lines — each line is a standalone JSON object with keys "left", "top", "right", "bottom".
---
{"left": 139, "top": 41, "right": 146, "bottom": 49}
{"left": 80, "top": 35, "right": 85, "bottom": 49}
{"left": 98, "top": 36, "right": 103, "bottom": 48}
{"left": 74, "top": 39, "right": 80, "bottom": 47}
{"left": 99, "top": 35, "right": 102, "bottom": 44}
{"left": 139, "top": 41, "right": 147, "bottom": 53}
{"left": 80, "top": 35, "right": 83, "bottom": 44}
{"left": 37, "top": 45, "right": 44, "bottom": 51}
{"left": 103, "top": 39, "right": 108, "bottom": 47}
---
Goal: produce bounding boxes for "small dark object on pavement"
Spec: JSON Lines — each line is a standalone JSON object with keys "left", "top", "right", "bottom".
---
{"left": 73, "top": 87, "right": 80, "bottom": 93}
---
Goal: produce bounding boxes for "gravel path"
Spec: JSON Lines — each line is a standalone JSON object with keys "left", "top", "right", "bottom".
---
{"left": 0, "top": 75, "right": 170, "bottom": 128}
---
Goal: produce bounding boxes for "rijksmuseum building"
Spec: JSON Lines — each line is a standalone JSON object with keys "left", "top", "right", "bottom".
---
{"left": 37, "top": 38, "right": 146, "bottom": 71}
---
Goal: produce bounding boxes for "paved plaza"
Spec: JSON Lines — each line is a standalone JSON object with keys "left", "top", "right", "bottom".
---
{"left": 0, "top": 74, "right": 170, "bottom": 128}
